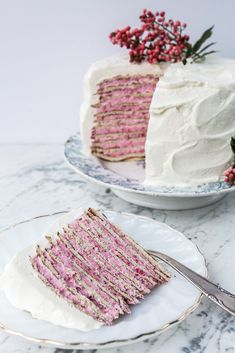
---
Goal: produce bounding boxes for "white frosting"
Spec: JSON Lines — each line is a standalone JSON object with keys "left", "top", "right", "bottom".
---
{"left": 145, "top": 58, "right": 235, "bottom": 186}
{"left": 80, "top": 55, "right": 164, "bottom": 153}
{"left": 0, "top": 209, "right": 103, "bottom": 331}
{"left": 80, "top": 55, "right": 235, "bottom": 187}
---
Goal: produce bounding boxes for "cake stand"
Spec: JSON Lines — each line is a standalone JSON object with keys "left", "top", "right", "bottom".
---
{"left": 64, "top": 133, "right": 235, "bottom": 210}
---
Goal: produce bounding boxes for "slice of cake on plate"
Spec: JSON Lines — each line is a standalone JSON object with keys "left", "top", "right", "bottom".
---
{"left": 0, "top": 209, "right": 170, "bottom": 331}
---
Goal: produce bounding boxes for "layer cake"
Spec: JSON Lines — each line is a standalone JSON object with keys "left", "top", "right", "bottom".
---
{"left": 80, "top": 56, "right": 235, "bottom": 187}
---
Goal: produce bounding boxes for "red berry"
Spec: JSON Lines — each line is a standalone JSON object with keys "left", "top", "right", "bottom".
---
{"left": 110, "top": 8, "right": 189, "bottom": 64}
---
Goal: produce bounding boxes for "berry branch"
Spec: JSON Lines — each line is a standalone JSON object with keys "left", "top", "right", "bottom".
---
{"left": 109, "top": 9, "right": 217, "bottom": 65}
{"left": 224, "top": 137, "right": 235, "bottom": 186}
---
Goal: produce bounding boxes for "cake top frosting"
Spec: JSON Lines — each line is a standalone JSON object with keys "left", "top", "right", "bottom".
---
{"left": 150, "top": 57, "right": 235, "bottom": 111}
{"left": 84, "top": 55, "right": 164, "bottom": 83}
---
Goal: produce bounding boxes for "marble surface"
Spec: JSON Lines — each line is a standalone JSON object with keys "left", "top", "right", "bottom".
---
{"left": 0, "top": 144, "right": 235, "bottom": 353}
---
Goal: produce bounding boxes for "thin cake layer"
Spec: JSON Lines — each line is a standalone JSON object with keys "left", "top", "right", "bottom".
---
{"left": 91, "top": 74, "right": 158, "bottom": 161}
{"left": 31, "top": 208, "right": 170, "bottom": 325}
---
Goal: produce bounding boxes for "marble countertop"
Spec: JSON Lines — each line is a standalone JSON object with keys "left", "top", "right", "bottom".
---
{"left": 0, "top": 144, "right": 235, "bottom": 353}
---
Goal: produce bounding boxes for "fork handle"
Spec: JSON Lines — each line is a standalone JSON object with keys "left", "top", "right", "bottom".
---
{"left": 148, "top": 250, "right": 235, "bottom": 316}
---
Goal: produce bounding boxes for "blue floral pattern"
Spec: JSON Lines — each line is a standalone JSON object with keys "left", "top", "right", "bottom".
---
{"left": 64, "top": 133, "right": 233, "bottom": 197}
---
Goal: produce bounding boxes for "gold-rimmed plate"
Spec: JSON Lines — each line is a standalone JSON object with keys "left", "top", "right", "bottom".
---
{"left": 0, "top": 210, "right": 207, "bottom": 349}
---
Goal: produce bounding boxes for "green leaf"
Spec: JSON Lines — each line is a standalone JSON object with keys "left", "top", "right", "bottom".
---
{"left": 184, "top": 44, "right": 193, "bottom": 59}
{"left": 192, "top": 50, "right": 218, "bottom": 63}
{"left": 192, "top": 25, "right": 214, "bottom": 53}
{"left": 192, "top": 56, "right": 206, "bottom": 63}
{"left": 197, "top": 41, "right": 217, "bottom": 55}
{"left": 231, "top": 137, "right": 235, "bottom": 155}
{"left": 199, "top": 50, "right": 218, "bottom": 58}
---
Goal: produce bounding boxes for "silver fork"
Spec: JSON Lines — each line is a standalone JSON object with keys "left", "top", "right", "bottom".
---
{"left": 148, "top": 250, "right": 235, "bottom": 316}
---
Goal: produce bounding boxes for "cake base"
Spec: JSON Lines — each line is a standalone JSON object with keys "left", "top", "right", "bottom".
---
{"left": 112, "top": 189, "right": 225, "bottom": 210}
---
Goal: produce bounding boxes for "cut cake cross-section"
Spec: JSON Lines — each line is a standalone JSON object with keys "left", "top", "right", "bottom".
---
{"left": 91, "top": 74, "right": 159, "bottom": 161}
{"left": 30, "top": 208, "right": 170, "bottom": 325}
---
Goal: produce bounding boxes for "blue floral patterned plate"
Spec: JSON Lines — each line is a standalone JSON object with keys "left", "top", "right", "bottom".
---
{"left": 64, "top": 133, "right": 235, "bottom": 210}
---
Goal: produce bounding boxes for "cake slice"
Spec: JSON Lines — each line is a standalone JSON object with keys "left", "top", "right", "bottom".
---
{"left": 0, "top": 208, "right": 170, "bottom": 330}
{"left": 30, "top": 208, "right": 170, "bottom": 325}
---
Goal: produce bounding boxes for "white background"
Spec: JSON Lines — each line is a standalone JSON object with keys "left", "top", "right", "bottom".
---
{"left": 0, "top": 0, "right": 235, "bottom": 143}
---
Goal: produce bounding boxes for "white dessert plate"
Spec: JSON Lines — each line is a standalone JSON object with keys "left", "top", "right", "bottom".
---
{"left": 64, "top": 133, "right": 235, "bottom": 210}
{"left": 0, "top": 210, "right": 207, "bottom": 349}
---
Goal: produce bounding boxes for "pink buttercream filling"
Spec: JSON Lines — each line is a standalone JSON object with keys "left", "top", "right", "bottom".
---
{"left": 93, "top": 124, "right": 147, "bottom": 135}
{"left": 70, "top": 219, "right": 153, "bottom": 291}
{"left": 98, "top": 75, "right": 157, "bottom": 88}
{"left": 31, "top": 209, "right": 169, "bottom": 325}
{"left": 33, "top": 257, "right": 100, "bottom": 318}
{"left": 80, "top": 215, "right": 163, "bottom": 280}
{"left": 91, "top": 74, "right": 158, "bottom": 160}
{"left": 96, "top": 102, "right": 150, "bottom": 114}
{"left": 93, "top": 137, "right": 146, "bottom": 150}
{"left": 99, "top": 93, "right": 154, "bottom": 105}
{"left": 53, "top": 240, "right": 130, "bottom": 312}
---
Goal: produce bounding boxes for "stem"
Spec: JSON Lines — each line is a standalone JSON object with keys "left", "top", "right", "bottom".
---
{"left": 154, "top": 20, "right": 175, "bottom": 37}
{"left": 153, "top": 20, "right": 179, "bottom": 46}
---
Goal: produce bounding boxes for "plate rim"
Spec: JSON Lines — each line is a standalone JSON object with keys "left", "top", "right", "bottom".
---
{"left": 64, "top": 133, "right": 235, "bottom": 198}
{"left": 0, "top": 210, "right": 207, "bottom": 349}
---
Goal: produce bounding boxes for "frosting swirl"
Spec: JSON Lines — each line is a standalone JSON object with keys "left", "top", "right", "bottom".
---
{"left": 145, "top": 58, "right": 235, "bottom": 186}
